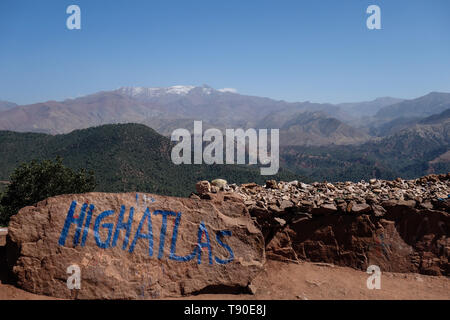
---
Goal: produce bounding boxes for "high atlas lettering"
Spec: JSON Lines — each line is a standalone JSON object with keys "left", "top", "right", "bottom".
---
{"left": 58, "top": 199, "right": 234, "bottom": 265}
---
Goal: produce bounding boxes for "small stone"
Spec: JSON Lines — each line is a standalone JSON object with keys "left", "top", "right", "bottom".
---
{"left": 274, "top": 217, "right": 286, "bottom": 226}
{"left": 419, "top": 201, "right": 433, "bottom": 210}
{"left": 326, "top": 183, "right": 336, "bottom": 190}
{"left": 269, "top": 205, "right": 283, "bottom": 213}
{"left": 279, "top": 200, "right": 294, "bottom": 210}
{"left": 300, "top": 200, "right": 313, "bottom": 207}
{"left": 248, "top": 284, "right": 257, "bottom": 295}
{"left": 266, "top": 180, "right": 278, "bottom": 189}
{"left": 312, "top": 203, "right": 337, "bottom": 216}
{"left": 351, "top": 203, "right": 371, "bottom": 214}
{"left": 381, "top": 199, "right": 414, "bottom": 208}
{"left": 396, "top": 200, "right": 417, "bottom": 208}
{"left": 346, "top": 201, "right": 354, "bottom": 213}
{"left": 371, "top": 204, "right": 386, "bottom": 217}
{"left": 189, "top": 193, "right": 201, "bottom": 200}
{"left": 299, "top": 183, "right": 310, "bottom": 190}
{"left": 337, "top": 202, "right": 347, "bottom": 212}
{"left": 370, "top": 179, "right": 377, "bottom": 185}
{"left": 211, "top": 179, "right": 227, "bottom": 190}
{"left": 295, "top": 212, "right": 312, "bottom": 219}
{"left": 195, "top": 181, "right": 211, "bottom": 195}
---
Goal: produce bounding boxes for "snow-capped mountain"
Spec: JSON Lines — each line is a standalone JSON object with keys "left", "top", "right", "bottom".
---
{"left": 117, "top": 85, "right": 236, "bottom": 99}
{"left": 2, "top": 85, "right": 438, "bottom": 146}
{"left": 118, "top": 85, "right": 196, "bottom": 98}
{"left": 0, "top": 85, "right": 344, "bottom": 137}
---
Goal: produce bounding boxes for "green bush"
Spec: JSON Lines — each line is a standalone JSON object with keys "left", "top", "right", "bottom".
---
{"left": 0, "top": 157, "right": 95, "bottom": 226}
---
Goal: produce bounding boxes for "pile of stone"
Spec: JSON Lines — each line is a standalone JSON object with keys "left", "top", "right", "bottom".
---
{"left": 195, "top": 174, "right": 450, "bottom": 218}
{"left": 194, "top": 174, "right": 449, "bottom": 276}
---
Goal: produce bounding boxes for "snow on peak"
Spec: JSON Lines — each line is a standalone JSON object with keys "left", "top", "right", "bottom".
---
{"left": 166, "top": 85, "right": 195, "bottom": 95}
{"left": 118, "top": 85, "right": 238, "bottom": 97}
{"left": 119, "top": 86, "right": 195, "bottom": 97}
{"left": 218, "top": 88, "right": 238, "bottom": 93}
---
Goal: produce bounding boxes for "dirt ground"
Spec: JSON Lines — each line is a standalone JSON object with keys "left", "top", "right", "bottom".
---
{"left": 1, "top": 260, "right": 449, "bottom": 300}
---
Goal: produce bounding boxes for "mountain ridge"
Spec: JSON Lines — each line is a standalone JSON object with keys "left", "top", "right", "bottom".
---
{"left": 1, "top": 86, "right": 449, "bottom": 147}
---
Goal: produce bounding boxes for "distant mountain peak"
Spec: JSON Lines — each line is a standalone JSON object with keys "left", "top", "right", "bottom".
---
{"left": 375, "top": 91, "right": 450, "bottom": 120}
{"left": 117, "top": 85, "right": 239, "bottom": 98}
{"left": 374, "top": 97, "right": 402, "bottom": 102}
{"left": 427, "top": 91, "right": 449, "bottom": 96}
{"left": 118, "top": 85, "right": 196, "bottom": 97}
{"left": 217, "top": 88, "right": 238, "bottom": 93}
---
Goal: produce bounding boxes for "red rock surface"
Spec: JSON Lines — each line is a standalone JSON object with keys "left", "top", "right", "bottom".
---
{"left": 226, "top": 174, "right": 450, "bottom": 276}
{"left": 6, "top": 192, "right": 265, "bottom": 299}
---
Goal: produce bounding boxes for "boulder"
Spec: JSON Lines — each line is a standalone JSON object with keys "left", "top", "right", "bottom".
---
{"left": 7, "top": 192, "right": 265, "bottom": 299}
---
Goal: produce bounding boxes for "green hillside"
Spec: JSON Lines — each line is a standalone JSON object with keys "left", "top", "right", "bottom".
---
{"left": 1, "top": 121, "right": 448, "bottom": 196}
{"left": 0, "top": 124, "right": 301, "bottom": 197}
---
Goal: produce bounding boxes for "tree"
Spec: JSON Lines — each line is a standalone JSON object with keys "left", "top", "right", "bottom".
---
{"left": 0, "top": 157, "right": 96, "bottom": 226}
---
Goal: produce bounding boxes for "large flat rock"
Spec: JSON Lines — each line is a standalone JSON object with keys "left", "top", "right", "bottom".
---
{"left": 7, "top": 192, "right": 265, "bottom": 299}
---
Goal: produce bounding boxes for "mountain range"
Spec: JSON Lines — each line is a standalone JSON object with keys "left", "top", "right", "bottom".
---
{"left": 1, "top": 86, "right": 449, "bottom": 145}
{"left": 0, "top": 85, "right": 449, "bottom": 185}
{"left": 0, "top": 86, "right": 343, "bottom": 138}
{"left": 281, "top": 109, "right": 450, "bottom": 182}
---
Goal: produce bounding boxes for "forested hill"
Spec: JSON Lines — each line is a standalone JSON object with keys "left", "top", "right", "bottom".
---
{"left": 0, "top": 123, "right": 300, "bottom": 197}
{"left": 280, "top": 117, "right": 450, "bottom": 182}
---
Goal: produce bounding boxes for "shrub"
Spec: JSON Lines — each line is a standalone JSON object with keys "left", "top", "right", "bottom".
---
{"left": 0, "top": 157, "right": 95, "bottom": 226}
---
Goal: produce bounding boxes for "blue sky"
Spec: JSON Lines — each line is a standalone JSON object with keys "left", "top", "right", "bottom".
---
{"left": 0, "top": 0, "right": 449, "bottom": 105}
